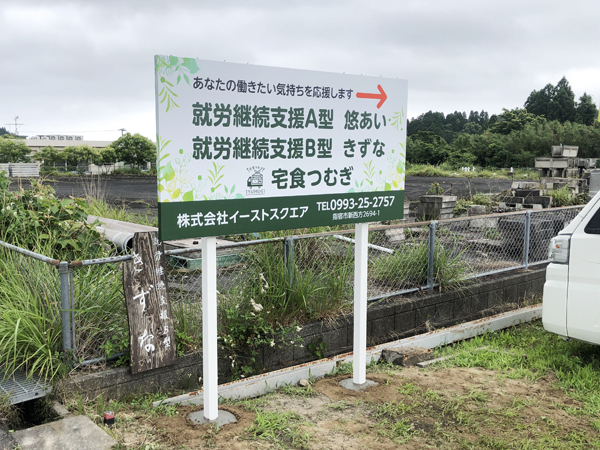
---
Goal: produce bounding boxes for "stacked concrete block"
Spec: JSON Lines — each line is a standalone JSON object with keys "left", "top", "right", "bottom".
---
{"left": 416, "top": 195, "right": 457, "bottom": 221}
{"left": 535, "top": 146, "right": 595, "bottom": 195}
{"left": 499, "top": 182, "right": 552, "bottom": 209}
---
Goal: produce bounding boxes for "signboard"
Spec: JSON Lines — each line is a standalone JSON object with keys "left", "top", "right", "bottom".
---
{"left": 155, "top": 56, "right": 407, "bottom": 240}
{"left": 123, "top": 231, "right": 177, "bottom": 374}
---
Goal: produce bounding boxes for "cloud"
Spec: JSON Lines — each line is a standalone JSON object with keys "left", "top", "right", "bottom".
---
{"left": 2, "top": 0, "right": 599, "bottom": 140}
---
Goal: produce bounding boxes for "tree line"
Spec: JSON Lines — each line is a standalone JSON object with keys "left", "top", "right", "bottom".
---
{"left": 407, "top": 77, "right": 600, "bottom": 167}
{"left": 0, "top": 132, "right": 156, "bottom": 170}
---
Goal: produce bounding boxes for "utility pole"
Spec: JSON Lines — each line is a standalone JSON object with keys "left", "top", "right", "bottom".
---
{"left": 119, "top": 128, "right": 127, "bottom": 136}
{"left": 6, "top": 116, "right": 24, "bottom": 136}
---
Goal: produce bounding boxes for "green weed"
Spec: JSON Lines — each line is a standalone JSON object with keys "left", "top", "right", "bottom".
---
{"left": 247, "top": 410, "right": 312, "bottom": 449}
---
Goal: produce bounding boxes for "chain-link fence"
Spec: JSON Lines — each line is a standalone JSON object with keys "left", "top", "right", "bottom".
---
{"left": 0, "top": 205, "right": 584, "bottom": 365}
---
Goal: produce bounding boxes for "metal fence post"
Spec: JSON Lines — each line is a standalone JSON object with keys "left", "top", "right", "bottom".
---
{"left": 58, "top": 262, "right": 72, "bottom": 352}
{"left": 523, "top": 211, "right": 531, "bottom": 269}
{"left": 427, "top": 221, "right": 437, "bottom": 290}
{"left": 284, "top": 236, "right": 295, "bottom": 287}
{"left": 69, "top": 266, "right": 76, "bottom": 351}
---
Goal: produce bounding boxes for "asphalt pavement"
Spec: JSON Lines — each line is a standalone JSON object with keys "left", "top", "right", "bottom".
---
{"left": 9, "top": 175, "right": 516, "bottom": 205}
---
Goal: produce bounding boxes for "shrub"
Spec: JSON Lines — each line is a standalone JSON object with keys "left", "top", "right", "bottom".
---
{"left": 218, "top": 291, "right": 301, "bottom": 378}
{"left": 0, "top": 172, "right": 105, "bottom": 260}
{"left": 547, "top": 186, "right": 587, "bottom": 207}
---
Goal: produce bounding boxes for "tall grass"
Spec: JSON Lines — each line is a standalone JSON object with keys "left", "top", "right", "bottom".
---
{"left": 547, "top": 185, "right": 587, "bottom": 207}
{"left": 0, "top": 248, "right": 65, "bottom": 381}
{"left": 370, "top": 234, "right": 472, "bottom": 291}
{"left": 82, "top": 174, "right": 157, "bottom": 226}
{"left": 240, "top": 238, "right": 354, "bottom": 324}
{"left": 72, "top": 263, "right": 126, "bottom": 363}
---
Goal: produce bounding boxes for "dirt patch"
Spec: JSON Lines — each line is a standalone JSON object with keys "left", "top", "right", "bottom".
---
{"left": 124, "top": 366, "right": 597, "bottom": 449}
{"left": 156, "top": 405, "right": 256, "bottom": 449}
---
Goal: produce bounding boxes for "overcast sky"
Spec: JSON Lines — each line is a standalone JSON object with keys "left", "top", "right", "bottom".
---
{"left": 2, "top": 0, "right": 599, "bottom": 142}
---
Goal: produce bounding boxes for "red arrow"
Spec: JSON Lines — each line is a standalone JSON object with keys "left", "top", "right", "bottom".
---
{"left": 356, "top": 84, "right": 387, "bottom": 109}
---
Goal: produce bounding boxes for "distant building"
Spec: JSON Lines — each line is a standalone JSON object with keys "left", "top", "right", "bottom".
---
{"left": 22, "top": 135, "right": 115, "bottom": 174}
{"left": 24, "top": 135, "right": 112, "bottom": 153}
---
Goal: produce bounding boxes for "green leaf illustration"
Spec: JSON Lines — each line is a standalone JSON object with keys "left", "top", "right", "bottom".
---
{"left": 183, "top": 190, "right": 194, "bottom": 202}
{"left": 182, "top": 58, "right": 200, "bottom": 74}
{"left": 384, "top": 182, "right": 392, "bottom": 191}
{"left": 158, "top": 184, "right": 165, "bottom": 192}
{"left": 163, "top": 162, "right": 175, "bottom": 182}
{"left": 172, "top": 188, "right": 181, "bottom": 199}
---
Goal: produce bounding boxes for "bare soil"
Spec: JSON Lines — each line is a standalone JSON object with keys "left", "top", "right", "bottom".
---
{"left": 110, "top": 365, "right": 597, "bottom": 449}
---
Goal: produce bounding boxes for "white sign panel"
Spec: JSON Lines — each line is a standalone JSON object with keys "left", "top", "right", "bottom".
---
{"left": 155, "top": 55, "right": 407, "bottom": 240}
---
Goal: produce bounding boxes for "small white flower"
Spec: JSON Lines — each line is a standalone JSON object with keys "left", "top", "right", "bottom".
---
{"left": 270, "top": 340, "right": 275, "bottom": 347}
{"left": 290, "top": 341, "right": 294, "bottom": 345}
{"left": 296, "top": 326, "right": 302, "bottom": 332}
{"left": 299, "top": 344, "right": 304, "bottom": 348}
{"left": 6, "top": 206, "right": 10, "bottom": 211}
{"left": 241, "top": 375, "right": 246, "bottom": 378}
{"left": 250, "top": 312, "right": 255, "bottom": 316}
{"left": 252, "top": 302, "right": 263, "bottom": 312}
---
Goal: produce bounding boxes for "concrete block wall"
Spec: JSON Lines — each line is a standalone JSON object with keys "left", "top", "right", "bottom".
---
{"left": 60, "top": 266, "right": 547, "bottom": 400}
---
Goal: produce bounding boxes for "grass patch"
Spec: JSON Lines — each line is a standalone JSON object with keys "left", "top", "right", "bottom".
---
{"left": 434, "top": 321, "right": 600, "bottom": 416}
{"left": 247, "top": 410, "right": 313, "bottom": 448}
{"left": 406, "top": 164, "right": 540, "bottom": 180}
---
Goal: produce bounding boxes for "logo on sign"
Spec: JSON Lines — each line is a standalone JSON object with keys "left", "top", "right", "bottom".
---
{"left": 246, "top": 166, "right": 266, "bottom": 195}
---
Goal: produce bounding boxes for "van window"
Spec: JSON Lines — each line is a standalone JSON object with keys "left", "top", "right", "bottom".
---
{"left": 584, "top": 208, "right": 600, "bottom": 234}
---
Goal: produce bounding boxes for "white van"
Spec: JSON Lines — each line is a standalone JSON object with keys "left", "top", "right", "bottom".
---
{"left": 543, "top": 191, "right": 600, "bottom": 344}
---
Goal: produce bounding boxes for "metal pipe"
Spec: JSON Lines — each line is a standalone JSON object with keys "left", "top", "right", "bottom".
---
{"left": 77, "top": 353, "right": 125, "bottom": 367}
{"left": 58, "top": 262, "right": 72, "bottom": 352}
{"left": 427, "top": 221, "right": 437, "bottom": 290}
{"left": 69, "top": 267, "right": 76, "bottom": 352}
{"left": 284, "top": 236, "right": 295, "bottom": 287}
{"left": 333, "top": 234, "right": 394, "bottom": 254}
{"left": 523, "top": 211, "right": 531, "bottom": 269}
{"left": 0, "top": 240, "right": 59, "bottom": 266}
{"left": 163, "top": 236, "right": 286, "bottom": 257}
{"left": 69, "top": 254, "right": 132, "bottom": 267}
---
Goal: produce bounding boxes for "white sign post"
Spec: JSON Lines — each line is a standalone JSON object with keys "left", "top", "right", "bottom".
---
{"left": 154, "top": 55, "right": 407, "bottom": 417}
{"left": 353, "top": 222, "right": 369, "bottom": 384}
